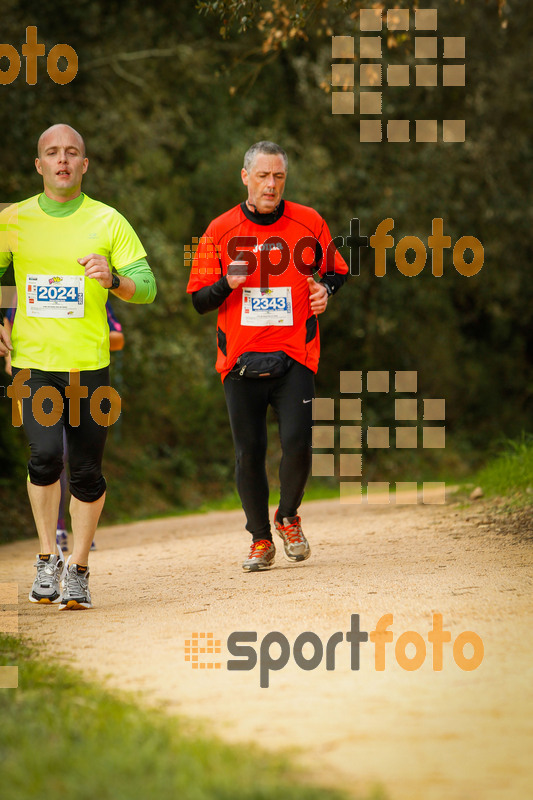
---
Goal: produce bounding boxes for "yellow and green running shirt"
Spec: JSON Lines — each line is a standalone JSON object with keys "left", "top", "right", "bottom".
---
{"left": 0, "top": 193, "right": 149, "bottom": 371}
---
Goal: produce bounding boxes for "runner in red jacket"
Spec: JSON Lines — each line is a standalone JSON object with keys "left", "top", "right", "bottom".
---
{"left": 187, "top": 141, "right": 348, "bottom": 571}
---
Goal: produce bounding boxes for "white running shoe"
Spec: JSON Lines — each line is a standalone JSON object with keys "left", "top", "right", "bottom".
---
{"left": 29, "top": 547, "right": 66, "bottom": 604}
{"left": 59, "top": 556, "right": 92, "bottom": 610}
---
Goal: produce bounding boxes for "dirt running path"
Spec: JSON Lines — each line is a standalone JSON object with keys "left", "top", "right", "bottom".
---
{"left": 2, "top": 496, "right": 532, "bottom": 800}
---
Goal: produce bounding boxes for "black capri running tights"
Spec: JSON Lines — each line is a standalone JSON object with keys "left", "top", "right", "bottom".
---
{"left": 223, "top": 360, "right": 315, "bottom": 540}
{"left": 11, "top": 367, "right": 111, "bottom": 503}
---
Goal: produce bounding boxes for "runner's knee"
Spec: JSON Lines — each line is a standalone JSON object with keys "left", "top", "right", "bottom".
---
{"left": 280, "top": 428, "right": 312, "bottom": 455}
{"left": 235, "top": 445, "right": 267, "bottom": 473}
{"left": 28, "top": 445, "right": 64, "bottom": 486}
{"left": 69, "top": 469, "right": 106, "bottom": 503}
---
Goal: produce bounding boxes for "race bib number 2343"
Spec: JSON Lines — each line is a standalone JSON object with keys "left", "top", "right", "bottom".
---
{"left": 241, "top": 287, "right": 293, "bottom": 326}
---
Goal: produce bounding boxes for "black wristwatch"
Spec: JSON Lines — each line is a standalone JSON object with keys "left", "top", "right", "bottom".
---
{"left": 108, "top": 273, "right": 120, "bottom": 290}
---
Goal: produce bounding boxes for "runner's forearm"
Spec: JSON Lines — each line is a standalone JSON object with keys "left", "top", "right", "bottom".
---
{"left": 116, "top": 258, "right": 157, "bottom": 303}
{"left": 110, "top": 274, "right": 136, "bottom": 301}
{"left": 319, "top": 273, "right": 347, "bottom": 296}
{"left": 192, "top": 276, "right": 232, "bottom": 314}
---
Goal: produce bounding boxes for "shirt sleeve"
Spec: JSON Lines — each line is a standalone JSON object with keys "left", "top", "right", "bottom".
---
{"left": 191, "top": 276, "right": 233, "bottom": 314}
{"left": 0, "top": 204, "right": 15, "bottom": 277}
{"left": 0, "top": 205, "right": 16, "bottom": 323}
{"left": 108, "top": 210, "right": 147, "bottom": 271}
{"left": 316, "top": 218, "right": 349, "bottom": 277}
{"left": 315, "top": 216, "right": 348, "bottom": 296}
{"left": 105, "top": 210, "right": 155, "bottom": 303}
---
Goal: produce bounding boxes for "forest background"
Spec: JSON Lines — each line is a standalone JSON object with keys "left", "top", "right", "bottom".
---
{"left": 0, "top": 0, "right": 530, "bottom": 538}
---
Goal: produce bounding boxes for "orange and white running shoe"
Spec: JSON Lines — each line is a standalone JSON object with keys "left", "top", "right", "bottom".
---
{"left": 274, "top": 511, "right": 311, "bottom": 562}
{"left": 242, "top": 539, "right": 276, "bottom": 572}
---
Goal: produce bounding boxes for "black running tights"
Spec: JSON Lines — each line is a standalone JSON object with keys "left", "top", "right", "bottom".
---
{"left": 223, "top": 361, "right": 314, "bottom": 540}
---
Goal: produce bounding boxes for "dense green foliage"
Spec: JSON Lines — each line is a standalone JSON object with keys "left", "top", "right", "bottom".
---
{"left": 0, "top": 634, "right": 361, "bottom": 800}
{"left": 0, "top": 0, "right": 531, "bottom": 536}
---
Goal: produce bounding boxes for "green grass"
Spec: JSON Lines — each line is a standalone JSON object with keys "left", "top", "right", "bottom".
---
{"left": 118, "top": 480, "right": 343, "bottom": 524}
{"left": 196, "top": 481, "right": 342, "bottom": 513}
{"left": 465, "top": 433, "right": 533, "bottom": 505}
{"left": 0, "top": 635, "right": 384, "bottom": 800}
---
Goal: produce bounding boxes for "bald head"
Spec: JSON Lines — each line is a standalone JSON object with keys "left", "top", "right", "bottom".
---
{"left": 35, "top": 123, "right": 89, "bottom": 202}
{"left": 37, "top": 124, "right": 86, "bottom": 159}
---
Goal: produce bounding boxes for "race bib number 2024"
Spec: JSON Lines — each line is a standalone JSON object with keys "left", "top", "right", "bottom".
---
{"left": 26, "top": 275, "right": 85, "bottom": 318}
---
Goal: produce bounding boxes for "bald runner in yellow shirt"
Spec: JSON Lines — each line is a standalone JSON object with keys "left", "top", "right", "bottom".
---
{"left": 0, "top": 123, "right": 156, "bottom": 609}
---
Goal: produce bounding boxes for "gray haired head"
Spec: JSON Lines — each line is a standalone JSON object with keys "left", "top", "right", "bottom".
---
{"left": 243, "top": 141, "right": 288, "bottom": 173}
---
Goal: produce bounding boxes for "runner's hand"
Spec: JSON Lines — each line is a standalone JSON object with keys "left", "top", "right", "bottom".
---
{"left": 308, "top": 277, "right": 328, "bottom": 315}
{"left": 78, "top": 254, "right": 113, "bottom": 289}
{"left": 227, "top": 274, "right": 247, "bottom": 290}
{"left": 0, "top": 324, "right": 13, "bottom": 358}
{"left": 227, "top": 260, "right": 248, "bottom": 290}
